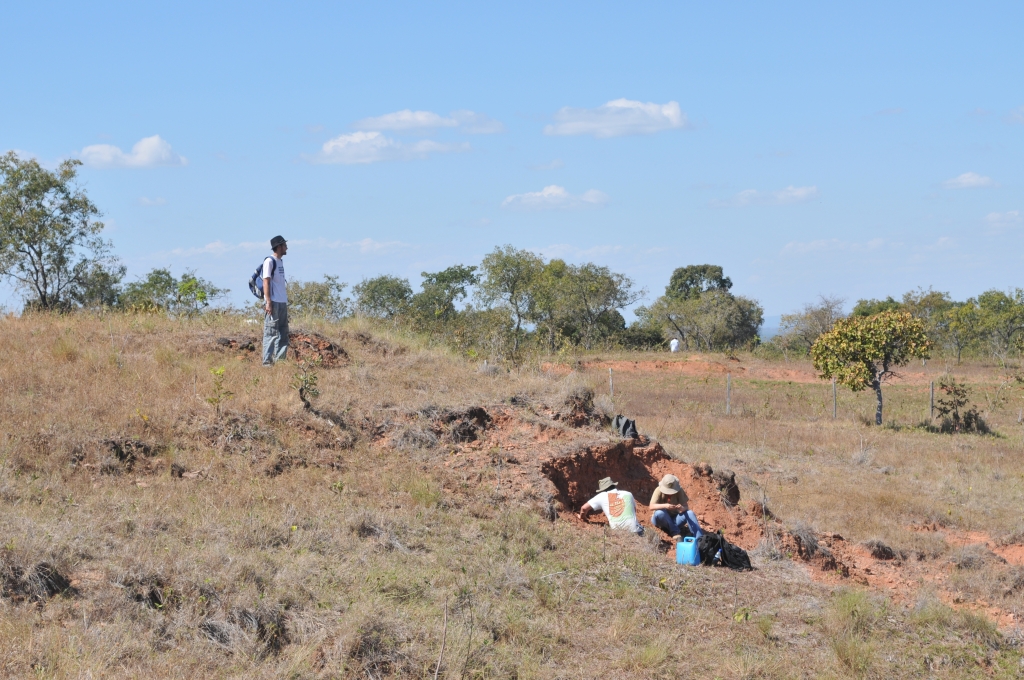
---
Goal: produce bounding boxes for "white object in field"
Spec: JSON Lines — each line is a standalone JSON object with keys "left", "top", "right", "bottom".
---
{"left": 669, "top": 338, "right": 680, "bottom": 352}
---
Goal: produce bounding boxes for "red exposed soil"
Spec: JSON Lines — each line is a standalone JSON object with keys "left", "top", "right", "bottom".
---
{"left": 370, "top": 401, "right": 1024, "bottom": 630}
{"left": 373, "top": 400, "right": 1024, "bottom": 629}
{"left": 540, "top": 439, "right": 764, "bottom": 549}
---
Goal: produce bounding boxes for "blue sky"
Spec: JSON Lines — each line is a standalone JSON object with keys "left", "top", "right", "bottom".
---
{"left": 2, "top": 1, "right": 1023, "bottom": 321}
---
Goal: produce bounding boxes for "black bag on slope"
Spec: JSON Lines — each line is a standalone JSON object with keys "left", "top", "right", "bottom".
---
{"left": 611, "top": 414, "right": 639, "bottom": 439}
{"left": 697, "top": 531, "right": 752, "bottom": 571}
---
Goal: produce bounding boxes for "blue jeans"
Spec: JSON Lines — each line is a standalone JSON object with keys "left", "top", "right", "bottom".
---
{"left": 263, "top": 301, "right": 289, "bottom": 365}
{"left": 651, "top": 509, "right": 702, "bottom": 539}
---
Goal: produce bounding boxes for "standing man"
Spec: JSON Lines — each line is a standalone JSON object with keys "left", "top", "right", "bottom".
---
{"left": 578, "top": 477, "right": 644, "bottom": 536}
{"left": 262, "top": 235, "right": 289, "bottom": 366}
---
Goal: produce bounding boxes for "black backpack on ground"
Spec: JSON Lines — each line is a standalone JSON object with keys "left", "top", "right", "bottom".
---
{"left": 612, "top": 415, "right": 639, "bottom": 439}
{"left": 248, "top": 257, "right": 276, "bottom": 300}
{"left": 697, "top": 531, "right": 752, "bottom": 571}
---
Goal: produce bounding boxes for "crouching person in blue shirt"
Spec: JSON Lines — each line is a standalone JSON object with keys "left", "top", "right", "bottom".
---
{"left": 650, "top": 474, "right": 703, "bottom": 540}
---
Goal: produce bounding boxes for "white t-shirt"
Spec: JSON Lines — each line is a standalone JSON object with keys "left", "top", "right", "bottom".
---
{"left": 262, "top": 255, "right": 287, "bottom": 303}
{"left": 586, "top": 489, "right": 642, "bottom": 534}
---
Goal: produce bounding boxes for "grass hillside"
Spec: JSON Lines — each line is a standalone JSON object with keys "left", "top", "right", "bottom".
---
{"left": 1, "top": 313, "right": 1023, "bottom": 678}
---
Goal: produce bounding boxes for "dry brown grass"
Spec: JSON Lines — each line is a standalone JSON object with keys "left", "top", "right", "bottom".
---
{"left": 0, "top": 313, "right": 1022, "bottom": 678}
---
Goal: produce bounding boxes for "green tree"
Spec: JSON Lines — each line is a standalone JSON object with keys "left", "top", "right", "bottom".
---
{"left": 561, "top": 263, "right": 643, "bottom": 349}
{"left": 976, "top": 289, "right": 1024, "bottom": 361}
{"left": 288, "top": 275, "right": 349, "bottom": 320}
{"left": 643, "top": 289, "right": 762, "bottom": 351}
{"left": 120, "top": 268, "right": 178, "bottom": 311}
{"left": 353, "top": 275, "right": 413, "bottom": 319}
{"left": 778, "top": 295, "right": 846, "bottom": 355}
{"left": 811, "top": 310, "right": 931, "bottom": 425}
{"left": 642, "top": 265, "right": 762, "bottom": 352}
{"left": 529, "top": 258, "right": 570, "bottom": 351}
{"left": 851, "top": 296, "right": 901, "bottom": 317}
{"left": 72, "top": 260, "right": 126, "bottom": 309}
{"left": 412, "top": 265, "right": 478, "bottom": 325}
{"left": 665, "top": 264, "right": 732, "bottom": 300}
{"left": 477, "top": 245, "right": 543, "bottom": 354}
{"left": 943, "top": 301, "right": 981, "bottom": 364}
{"left": 175, "top": 272, "right": 226, "bottom": 316}
{"left": 0, "top": 152, "right": 117, "bottom": 310}
{"left": 119, "top": 267, "right": 225, "bottom": 316}
{"left": 900, "top": 288, "right": 954, "bottom": 352}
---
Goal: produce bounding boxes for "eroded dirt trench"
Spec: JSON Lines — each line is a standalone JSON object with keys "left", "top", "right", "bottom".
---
{"left": 380, "top": 395, "right": 1024, "bottom": 629}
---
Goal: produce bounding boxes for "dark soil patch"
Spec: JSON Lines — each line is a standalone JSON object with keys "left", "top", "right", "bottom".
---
{"left": 348, "top": 618, "right": 410, "bottom": 677}
{"left": 437, "top": 406, "right": 492, "bottom": 443}
{"left": 337, "top": 330, "right": 405, "bottom": 358}
{"left": 1, "top": 561, "right": 75, "bottom": 603}
{"left": 193, "top": 411, "right": 276, "bottom": 454}
{"left": 214, "top": 330, "right": 349, "bottom": 367}
{"left": 265, "top": 453, "right": 307, "bottom": 477}
{"left": 90, "top": 437, "right": 163, "bottom": 475}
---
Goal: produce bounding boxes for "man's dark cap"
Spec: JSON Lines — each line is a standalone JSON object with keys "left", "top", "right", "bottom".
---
{"left": 270, "top": 235, "right": 287, "bottom": 249}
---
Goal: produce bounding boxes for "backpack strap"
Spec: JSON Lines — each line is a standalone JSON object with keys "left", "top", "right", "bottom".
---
{"left": 264, "top": 256, "right": 276, "bottom": 277}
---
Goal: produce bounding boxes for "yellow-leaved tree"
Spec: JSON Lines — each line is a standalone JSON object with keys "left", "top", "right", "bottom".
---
{"left": 811, "top": 310, "right": 931, "bottom": 425}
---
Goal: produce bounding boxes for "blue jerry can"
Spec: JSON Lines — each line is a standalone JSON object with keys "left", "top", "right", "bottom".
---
{"left": 676, "top": 536, "right": 699, "bottom": 566}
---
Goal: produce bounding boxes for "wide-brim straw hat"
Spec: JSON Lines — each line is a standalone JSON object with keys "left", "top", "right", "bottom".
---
{"left": 657, "top": 474, "right": 681, "bottom": 496}
{"left": 596, "top": 477, "right": 618, "bottom": 493}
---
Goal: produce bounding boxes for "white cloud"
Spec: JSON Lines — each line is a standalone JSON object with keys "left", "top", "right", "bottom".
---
{"left": 544, "top": 99, "right": 688, "bottom": 138}
{"left": 138, "top": 197, "right": 166, "bottom": 206}
{"left": 986, "top": 210, "right": 1021, "bottom": 228}
{"left": 170, "top": 240, "right": 264, "bottom": 257}
{"left": 531, "top": 159, "right": 564, "bottom": 171}
{"left": 80, "top": 135, "right": 187, "bottom": 168}
{"left": 352, "top": 109, "right": 504, "bottom": 134}
{"left": 170, "top": 237, "right": 412, "bottom": 258}
{"left": 539, "top": 243, "right": 625, "bottom": 259}
{"left": 345, "top": 237, "right": 411, "bottom": 254}
{"left": 943, "top": 172, "right": 994, "bottom": 189}
{"left": 501, "top": 185, "right": 608, "bottom": 211}
{"left": 1005, "top": 107, "right": 1024, "bottom": 125}
{"left": 781, "top": 237, "right": 884, "bottom": 256}
{"left": 311, "top": 131, "right": 468, "bottom": 164}
{"left": 450, "top": 110, "right": 505, "bottom": 134}
{"left": 714, "top": 185, "right": 819, "bottom": 207}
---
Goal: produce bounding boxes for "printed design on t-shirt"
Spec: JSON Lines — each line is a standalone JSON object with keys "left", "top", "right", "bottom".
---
{"left": 607, "top": 491, "right": 625, "bottom": 518}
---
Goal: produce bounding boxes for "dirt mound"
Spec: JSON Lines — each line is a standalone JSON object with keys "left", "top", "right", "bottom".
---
{"left": 554, "top": 385, "right": 605, "bottom": 428}
{"left": 214, "top": 330, "right": 349, "bottom": 367}
{"left": 289, "top": 331, "right": 350, "bottom": 367}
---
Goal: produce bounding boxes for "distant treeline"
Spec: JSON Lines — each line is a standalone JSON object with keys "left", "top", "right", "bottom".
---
{"left": 3, "top": 152, "right": 1019, "bottom": 364}
{"left": 769, "top": 289, "right": 1024, "bottom": 364}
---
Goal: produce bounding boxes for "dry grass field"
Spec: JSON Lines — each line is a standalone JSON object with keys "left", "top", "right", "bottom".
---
{"left": 2, "top": 313, "right": 1023, "bottom": 678}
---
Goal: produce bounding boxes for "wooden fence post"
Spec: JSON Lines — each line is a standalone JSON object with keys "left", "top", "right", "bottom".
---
{"left": 930, "top": 381, "right": 934, "bottom": 420}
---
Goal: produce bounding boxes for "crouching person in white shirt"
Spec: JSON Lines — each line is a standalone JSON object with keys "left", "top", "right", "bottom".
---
{"left": 578, "top": 477, "right": 644, "bottom": 536}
